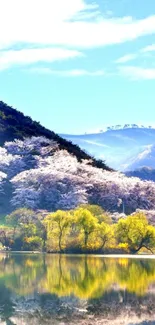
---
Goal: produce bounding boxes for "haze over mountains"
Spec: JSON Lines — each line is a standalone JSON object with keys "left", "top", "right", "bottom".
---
{"left": 61, "top": 125, "right": 155, "bottom": 172}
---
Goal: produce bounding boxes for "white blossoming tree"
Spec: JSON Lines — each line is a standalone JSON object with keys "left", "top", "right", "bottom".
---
{"left": 1, "top": 136, "right": 155, "bottom": 213}
{"left": 0, "top": 171, "right": 7, "bottom": 194}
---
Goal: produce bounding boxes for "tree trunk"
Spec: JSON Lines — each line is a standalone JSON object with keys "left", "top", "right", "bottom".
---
{"left": 100, "top": 238, "right": 107, "bottom": 250}
{"left": 13, "top": 226, "right": 17, "bottom": 240}
{"left": 59, "top": 233, "right": 62, "bottom": 252}
{"left": 84, "top": 232, "right": 88, "bottom": 248}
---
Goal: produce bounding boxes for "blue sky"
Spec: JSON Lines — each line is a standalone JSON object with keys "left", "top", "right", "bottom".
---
{"left": 0, "top": 0, "right": 155, "bottom": 134}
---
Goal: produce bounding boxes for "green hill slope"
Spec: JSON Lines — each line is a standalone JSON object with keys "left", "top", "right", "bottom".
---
{"left": 0, "top": 101, "right": 111, "bottom": 171}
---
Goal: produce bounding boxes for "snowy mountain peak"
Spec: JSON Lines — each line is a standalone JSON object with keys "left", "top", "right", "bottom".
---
{"left": 84, "top": 124, "right": 155, "bottom": 135}
{"left": 106, "top": 124, "right": 154, "bottom": 131}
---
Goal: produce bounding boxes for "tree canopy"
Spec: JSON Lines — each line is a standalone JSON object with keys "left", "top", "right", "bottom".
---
{"left": 116, "top": 212, "right": 155, "bottom": 253}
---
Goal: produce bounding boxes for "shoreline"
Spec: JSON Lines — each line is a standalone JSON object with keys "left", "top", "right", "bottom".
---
{"left": 0, "top": 251, "right": 155, "bottom": 258}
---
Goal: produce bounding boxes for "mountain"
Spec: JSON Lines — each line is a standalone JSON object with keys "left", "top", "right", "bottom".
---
{"left": 123, "top": 144, "right": 155, "bottom": 171}
{"left": 60, "top": 125, "right": 155, "bottom": 171}
{"left": 0, "top": 101, "right": 110, "bottom": 171}
{"left": 1, "top": 103, "right": 155, "bottom": 218}
{"left": 126, "top": 167, "right": 155, "bottom": 182}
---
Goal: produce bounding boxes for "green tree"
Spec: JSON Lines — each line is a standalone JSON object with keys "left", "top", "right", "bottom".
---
{"left": 21, "top": 223, "right": 37, "bottom": 237}
{"left": 74, "top": 208, "right": 98, "bottom": 248}
{"left": 23, "top": 236, "right": 43, "bottom": 251}
{"left": 44, "top": 210, "right": 72, "bottom": 252}
{"left": 6, "top": 208, "right": 44, "bottom": 251}
{"left": 0, "top": 226, "right": 11, "bottom": 248}
{"left": 6, "top": 211, "right": 20, "bottom": 239}
{"left": 79, "top": 204, "right": 112, "bottom": 224}
{"left": 116, "top": 212, "right": 155, "bottom": 254}
{"left": 6, "top": 208, "right": 37, "bottom": 237}
{"left": 97, "top": 222, "right": 114, "bottom": 250}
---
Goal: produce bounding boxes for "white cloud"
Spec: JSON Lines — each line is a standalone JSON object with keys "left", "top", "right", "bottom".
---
{"left": 119, "top": 66, "right": 155, "bottom": 80}
{"left": 0, "top": 0, "right": 155, "bottom": 50}
{"left": 115, "top": 53, "right": 137, "bottom": 63}
{"left": 141, "top": 44, "right": 155, "bottom": 53}
{"left": 1, "top": 1, "right": 155, "bottom": 70}
{"left": 115, "top": 42, "right": 155, "bottom": 66}
{"left": 29, "top": 68, "right": 105, "bottom": 77}
{"left": 0, "top": 48, "right": 82, "bottom": 70}
{"left": 83, "top": 140, "right": 109, "bottom": 147}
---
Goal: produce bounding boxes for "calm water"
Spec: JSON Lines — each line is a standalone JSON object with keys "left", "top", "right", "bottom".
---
{"left": 0, "top": 254, "right": 155, "bottom": 325}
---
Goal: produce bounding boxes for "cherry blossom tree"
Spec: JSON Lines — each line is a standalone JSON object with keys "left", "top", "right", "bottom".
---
{"left": 0, "top": 171, "right": 7, "bottom": 194}
{"left": 1, "top": 136, "right": 155, "bottom": 213}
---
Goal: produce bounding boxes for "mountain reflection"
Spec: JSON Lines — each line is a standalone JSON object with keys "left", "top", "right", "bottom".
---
{"left": 0, "top": 253, "right": 155, "bottom": 324}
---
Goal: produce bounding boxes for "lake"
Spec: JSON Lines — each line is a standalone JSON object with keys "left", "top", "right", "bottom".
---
{"left": 0, "top": 254, "right": 155, "bottom": 325}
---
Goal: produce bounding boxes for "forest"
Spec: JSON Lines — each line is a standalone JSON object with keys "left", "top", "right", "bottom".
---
{"left": 1, "top": 205, "right": 155, "bottom": 254}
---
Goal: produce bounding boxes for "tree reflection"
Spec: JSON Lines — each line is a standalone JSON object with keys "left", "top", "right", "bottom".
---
{"left": 1, "top": 254, "right": 155, "bottom": 323}
{"left": 1, "top": 254, "right": 155, "bottom": 298}
{"left": 0, "top": 282, "right": 15, "bottom": 324}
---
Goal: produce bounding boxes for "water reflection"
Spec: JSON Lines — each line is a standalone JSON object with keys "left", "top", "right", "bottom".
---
{"left": 0, "top": 254, "right": 155, "bottom": 324}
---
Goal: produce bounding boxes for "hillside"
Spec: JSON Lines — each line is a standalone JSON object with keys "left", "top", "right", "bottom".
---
{"left": 1, "top": 137, "right": 155, "bottom": 217}
{"left": 0, "top": 101, "right": 110, "bottom": 171}
{"left": 1, "top": 104, "right": 155, "bottom": 218}
{"left": 60, "top": 125, "right": 155, "bottom": 171}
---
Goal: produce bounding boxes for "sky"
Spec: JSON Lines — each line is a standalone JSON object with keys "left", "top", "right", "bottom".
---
{"left": 0, "top": 0, "right": 155, "bottom": 134}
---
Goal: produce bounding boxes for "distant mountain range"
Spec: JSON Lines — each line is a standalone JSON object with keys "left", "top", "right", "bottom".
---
{"left": 126, "top": 167, "right": 155, "bottom": 182}
{"left": 60, "top": 125, "right": 155, "bottom": 172}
